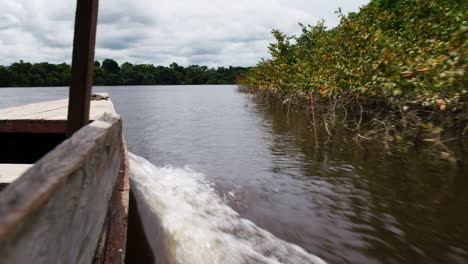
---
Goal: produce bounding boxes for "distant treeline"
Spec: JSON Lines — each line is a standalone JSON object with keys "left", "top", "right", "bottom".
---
{"left": 0, "top": 59, "right": 250, "bottom": 87}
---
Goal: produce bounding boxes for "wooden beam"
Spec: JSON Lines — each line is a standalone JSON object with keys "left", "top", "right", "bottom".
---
{"left": 67, "top": 0, "right": 99, "bottom": 137}
{"left": 0, "top": 114, "right": 123, "bottom": 263}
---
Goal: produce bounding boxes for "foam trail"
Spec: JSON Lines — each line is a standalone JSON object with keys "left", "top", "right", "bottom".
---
{"left": 129, "top": 153, "right": 326, "bottom": 264}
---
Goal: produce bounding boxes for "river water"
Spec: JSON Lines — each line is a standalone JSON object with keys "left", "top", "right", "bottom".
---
{"left": 0, "top": 85, "right": 467, "bottom": 264}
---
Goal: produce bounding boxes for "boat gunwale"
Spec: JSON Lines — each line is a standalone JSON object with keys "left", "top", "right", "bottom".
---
{"left": 0, "top": 113, "right": 122, "bottom": 240}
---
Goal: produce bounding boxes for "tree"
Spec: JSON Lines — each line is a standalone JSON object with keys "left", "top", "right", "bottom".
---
{"left": 101, "top": 59, "right": 120, "bottom": 74}
{"left": 0, "top": 66, "right": 12, "bottom": 87}
{"left": 0, "top": 60, "right": 248, "bottom": 86}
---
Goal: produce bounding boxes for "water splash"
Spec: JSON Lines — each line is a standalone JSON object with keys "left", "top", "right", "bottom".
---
{"left": 129, "top": 153, "right": 326, "bottom": 264}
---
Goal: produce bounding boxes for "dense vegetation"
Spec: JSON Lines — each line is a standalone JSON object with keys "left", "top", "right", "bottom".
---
{"left": 0, "top": 60, "right": 248, "bottom": 87}
{"left": 237, "top": 0, "right": 467, "bottom": 161}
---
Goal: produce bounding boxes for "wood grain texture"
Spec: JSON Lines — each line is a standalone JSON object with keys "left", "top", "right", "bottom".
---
{"left": 67, "top": 0, "right": 100, "bottom": 136}
{"left": 0, "top": 93, "right": 115, "bottom": 121}
{"left": 0, "top": 122, "right": 67, "bottom": 133}
{"left": 0, "top": 93, "right": 115, "bottom": 133}
{"left": 104, "top": 140, "right": 130, "bottom": 264}
{"left": 0, "top": 113, "right": 122, "bottom": 264}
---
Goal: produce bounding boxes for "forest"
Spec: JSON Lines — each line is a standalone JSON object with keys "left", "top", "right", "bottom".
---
{"left": 237, "top": 0, "right": 467, "bottom": 161}
{"left": 0, "top": 60, "right": 249, "bottom": 87}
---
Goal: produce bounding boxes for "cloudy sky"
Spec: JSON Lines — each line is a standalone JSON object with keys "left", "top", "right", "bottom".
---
{"left": 0, "top": 0, "right": 369, "bottom": 67}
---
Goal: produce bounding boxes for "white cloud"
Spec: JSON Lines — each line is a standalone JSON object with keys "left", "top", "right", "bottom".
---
{"left": 0, "top": 0, "right": 369, "bottom": 67}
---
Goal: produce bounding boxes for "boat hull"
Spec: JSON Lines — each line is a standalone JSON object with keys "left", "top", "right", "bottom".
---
{"left": 0, "top": 113, "right": 127, "bottom": 264}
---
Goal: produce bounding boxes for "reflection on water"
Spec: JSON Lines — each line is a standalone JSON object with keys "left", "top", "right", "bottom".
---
{"left": 246, "top": 95, "right": 468, "bottom": 264}
{"left": 0, "top": 85, "right": 467, "bottom": 264}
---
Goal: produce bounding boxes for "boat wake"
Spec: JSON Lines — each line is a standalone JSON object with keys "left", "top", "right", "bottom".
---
{"left": 129, "top": 153, "right": 326, "bottom": 264}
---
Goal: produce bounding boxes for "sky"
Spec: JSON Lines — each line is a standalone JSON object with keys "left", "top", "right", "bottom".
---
{"left": 0, "top": 0, "right": 369, "bottom": 67}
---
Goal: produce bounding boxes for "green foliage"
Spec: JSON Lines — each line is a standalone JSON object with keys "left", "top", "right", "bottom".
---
{"left": 0, "top": 61, "right": 71, "bottom": 87}
{"left": 369, "top": 0, "right": 399, "bottom": 11}
{"left": 237, "top": 0, "right": 468, "bottom": 112}
{"left": 0, "top": 60, "right": 249, "bottom": 87}
{"left": 101, "top": 59, "right": 120, "bottom": 74}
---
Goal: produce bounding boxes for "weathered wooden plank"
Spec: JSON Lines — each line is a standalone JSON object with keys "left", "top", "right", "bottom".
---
{"left": 0, "top": 113, "right": 123, "bottom": 264}
{"left": 0, "top": 164, "right": 33, "bottom": 191}
{"left": 0, "top": 93, "right": 115, "bottom": 133}
{"left": 103, "top": 140, "right": 130, "bottom": 264}
{"left": 0, "top": 121, "right": 67, "bottom": 133}
{"left": 0, "top": 101, "right": 67, "bottom": 118}
{"left": 67, "top": 0, "right": 100, "bottom": 137}
{"left": 92, "top": 139, "right": 130, "bottom": 264}
{"left": 0, "top": 164, "right": 33, "bottom": 181}
{"left": 0, "top": 93, "right": 115, "bottom": 121}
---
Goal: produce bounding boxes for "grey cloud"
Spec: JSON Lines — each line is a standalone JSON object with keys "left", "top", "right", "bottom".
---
{"left": 0, "top": 14, "right": 21, "bottom": 30}
{"left": 191, "top": 56, "right": 218, "bottom": 65}
{"left": 0, "top": 0, "right": 369, "bottom": 67}
{"left": 192, "top": 47, "right": 221, "bottom": 56}
{"left": 98, "top": 40, "right": 130, "bottom": 50}
{"left": 99, "top": 13, "right": 155, "bottom": 26}
{"left": 97, "top": 29, "right": 149, "bottom": 50}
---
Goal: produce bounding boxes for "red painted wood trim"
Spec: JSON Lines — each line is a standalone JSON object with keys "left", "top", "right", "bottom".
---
{"left": 0, "top": 122, "right": 67, "bottom": 133}
{"left": 104, "top": 138, "right": 130, "bottom": 264}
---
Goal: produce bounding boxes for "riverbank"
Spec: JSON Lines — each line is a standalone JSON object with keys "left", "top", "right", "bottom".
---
{"left": 237, "top": 0, "right": 467, "bottom": 162}
{"left": 239, "top": 85, "right": 467, "bottom": 163}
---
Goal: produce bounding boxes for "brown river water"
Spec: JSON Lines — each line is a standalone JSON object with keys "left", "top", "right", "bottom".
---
{"left": 1, "top": 85, "right": 467, "bottom": 264}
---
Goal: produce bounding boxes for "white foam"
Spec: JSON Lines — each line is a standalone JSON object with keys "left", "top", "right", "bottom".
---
{"left": 129, "top": 153, "right": 326, "bottom": 264}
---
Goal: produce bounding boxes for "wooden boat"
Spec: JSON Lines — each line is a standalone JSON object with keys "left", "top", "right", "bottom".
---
{"left": 0, "top": 0, "right": 130, "bottom": 262}
{"left": 0, "top": 93, "right": 130, "bottom": 263}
